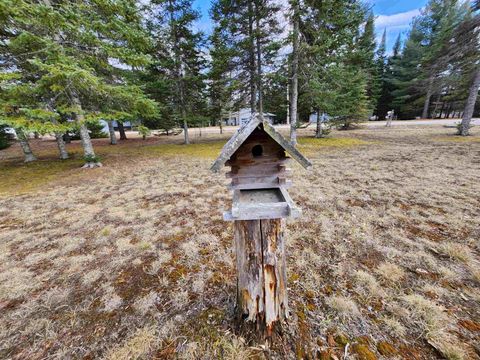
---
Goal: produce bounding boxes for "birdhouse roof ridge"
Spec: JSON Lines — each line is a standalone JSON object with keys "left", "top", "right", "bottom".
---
{"left": 210, "top": 114, "right": 312, "bottom": 172}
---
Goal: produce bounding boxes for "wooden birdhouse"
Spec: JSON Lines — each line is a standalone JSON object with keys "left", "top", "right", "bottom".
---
{"left": 211, "top": 116, "right": 311, "bottom": 221}
{"left": 211, "top": 115, "right": 312, "bottom": 338}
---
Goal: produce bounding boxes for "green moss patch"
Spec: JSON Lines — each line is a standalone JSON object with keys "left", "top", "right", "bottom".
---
{"left": 351, "top": 344, "right": 377, "bottom": 360}
{"left": 434, "top": 135, "right": 480, "bottom": 143}
{"left": 298, "top": 137, "right": 374, "bottom": 154}
{"left": 0, "top": 158, "right": 84, "bottom": 195}
{"left": 377, "top": 341, "right": 398, "bottom": 357}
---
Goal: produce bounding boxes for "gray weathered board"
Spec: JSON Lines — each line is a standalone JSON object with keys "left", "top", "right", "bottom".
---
{"left": 224, "top": 187, "right": 301, "bottom": 221}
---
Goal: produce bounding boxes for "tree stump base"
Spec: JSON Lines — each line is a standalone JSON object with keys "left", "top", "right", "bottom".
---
{"left": 234, "top": 219, "right": 288, "bottom": 339}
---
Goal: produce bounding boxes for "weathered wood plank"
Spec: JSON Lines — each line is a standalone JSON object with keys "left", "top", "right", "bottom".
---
{"left": 228, "top": 181, "right": 292, "bottom": 191}
{"left": 225, "top": 168, "right": 286, "bottom": 179}
{"left": 227, "top": 156, "right": 288, "bottom": 167}
{"left": 232, "top": 203, "right": 288, "bottom": 220}
{"left": 231, "top": 175, "right": 279, "bottom": 184}
{"left": 279, "top": 187, "right": 301, "bottom": 218}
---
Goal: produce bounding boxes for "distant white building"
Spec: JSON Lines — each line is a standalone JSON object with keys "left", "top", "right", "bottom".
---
{"left": 309, "top": 112, "right": 329, "bottom": 123}
{"left": 224, "top": 108, "right": 276, "bottom": 127}
{"left": 100, "top": 120, "right": 132, "bottom": 133}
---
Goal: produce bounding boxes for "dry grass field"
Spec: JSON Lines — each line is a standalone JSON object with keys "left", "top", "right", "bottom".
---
{"left": 0, "top": 125, "right": 479, "bottom": 359}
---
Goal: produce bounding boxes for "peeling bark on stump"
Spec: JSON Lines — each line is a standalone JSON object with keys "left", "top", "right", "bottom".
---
{"left": 234, "top": 219, "right": 288, "bottom": 338}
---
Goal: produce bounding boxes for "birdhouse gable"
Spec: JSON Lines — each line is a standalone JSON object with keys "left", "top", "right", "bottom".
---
{"left": 211, "top": 115, "right": 312, "bottom": 173}
{"left": 230, "top": 127, "right": 285, "bottom": 164}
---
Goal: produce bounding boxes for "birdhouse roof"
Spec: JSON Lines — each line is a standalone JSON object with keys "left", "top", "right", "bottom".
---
{"left": 211, "top": 115, "right": 312, "bottom": 172}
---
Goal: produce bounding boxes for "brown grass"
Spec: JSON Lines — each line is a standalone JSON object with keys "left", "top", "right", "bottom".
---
{"left": 1, "top": 125, "right": 479, "bottom": 359}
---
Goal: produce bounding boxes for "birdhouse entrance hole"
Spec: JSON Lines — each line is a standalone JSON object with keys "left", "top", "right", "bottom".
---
{"left": 252, "top": 144, "right": 263, "bottom": 157}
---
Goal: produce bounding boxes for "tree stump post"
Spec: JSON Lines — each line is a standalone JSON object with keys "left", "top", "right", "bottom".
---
{"left": 210, "top": 115, "right": 311, "bottom": 339}
{"left": 234, "top": 219, "right": 288, "bottom": 337}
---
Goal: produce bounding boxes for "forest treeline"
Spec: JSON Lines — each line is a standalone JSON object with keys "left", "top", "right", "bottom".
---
{"left": 0, "top": 0, "right": 479, "bottom": 165}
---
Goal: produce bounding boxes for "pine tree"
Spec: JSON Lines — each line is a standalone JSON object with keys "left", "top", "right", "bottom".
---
{"left": 357, "top": 12, "right": 381, "bottom": 113}
{"left": 145, "top": 0, "right": 206, "bottom": 144}
{"left": 209, "top": 0, "right": 237, "bottom": 131}
{"left": 449, "top": 3, "right": 480, "bottom": 135}
{"left": 300, "top": 0, "right": 369, "bottom": 132}
{"left": 209, "top": 0, "right": 280, "bottom": 115}
{"left": 377, "top": 34, "right": 402, "bottom": 119}
{"left": 416, "top": 0, "right": 467, "bottom": 118}
{"left": 390, "top": 19, "right": 427, "bottom": 119}
{"left": 0, "top": 0, "right": 157, "bottom": 165}
{"left": 374, "top": 29, "right": 388, "bottom": 119}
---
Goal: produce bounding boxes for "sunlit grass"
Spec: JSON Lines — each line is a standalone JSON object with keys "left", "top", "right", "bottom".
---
{"left": 0, "top": 158, "right": 84, "bottom": 195}
{"left": 298, "top": 137, "right": 374, "bottom": 154}
{"left": 0, "top": 141, "right": 226, "bottom": 195}
{"left": 434, "top": 135, "right": 480, "bottom": 143}
{"left": 298, "top": 137, "right": 372, "bottom": 146}
{"left": 129, "top": 141, "right": 225, "bottom": 159}
{"left": 0, "top": 136, "right": 373, "bottom": 195}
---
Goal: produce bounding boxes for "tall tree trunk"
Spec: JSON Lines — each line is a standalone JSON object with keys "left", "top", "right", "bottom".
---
{"left": 178, "top": 63, "right": 189, "bottom": 144}
{"left": 55, "top": 133, "right": 69, "bottom": 159}
{"left": 46, "top": 102, "right": 69, "bottom": 159}
{"left": 422, "top": 75, "right": 434, "bottom": 119}
{"left": 248, "top": 0, "right": 256, "bottom": 114}
{"left": 445, "top": 104, "right": 452, "bottom": 118}
{"left": 439, "top": 99, "right": 446, "bottom": 119}
{"left": 286, "top": 84, "right": 290, "bottom": 125}
{"left": 182, "top": 101, "right": 189, "bottom": 144}
{"left": 432, "top": 94, "right": 441, "bottom": 118}
{"left": 107, "top": 121, "right": 117, "bottom": 145}
{"left": 72, "top": 93, "right": 101, "bottom": 167}
{"left": 168, "top": 0, "right": 189, "bottom": 144}
{"left": 315, "top": 111, "right": 322, "bottom": 138}
{"left": 17, "top": 130, "right": 36, "bottom": 162}
{"left": 439, "top": 87, "right": 449, "bottom": 119}
{"left": 79, "top": 124, "right": 95, "bottom": 157}
{"left": 118, "top": 122, "right": 127, "bottom": 140}
{"left": 290, "top": 0, "right": 299, "bottom": 146}
{"left": 254, "top": 1, "right": 263, "bottom": 117}
{"left": 41, "top": 0, "right": 70, "bottom": 161}
{"left": 459, "top": 68, "right": 480, "bottom": 136}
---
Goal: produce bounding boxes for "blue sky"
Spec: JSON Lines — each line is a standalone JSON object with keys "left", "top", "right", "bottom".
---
{"left": 192, "top": 0, "right": 429, "bottom": 53}
{"left": 371, "top": 0, "right": 429, "bottom": 51}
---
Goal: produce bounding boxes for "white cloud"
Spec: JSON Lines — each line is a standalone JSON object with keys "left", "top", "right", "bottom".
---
{"left": 375, "top": 8, "right": 421, "bottom": 31}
